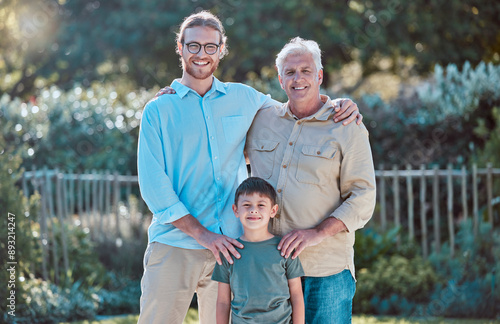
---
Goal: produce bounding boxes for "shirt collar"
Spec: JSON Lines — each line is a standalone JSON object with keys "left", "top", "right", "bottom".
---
{"left": 279, "top": 95, "right": 335, "bottom": 121}
{"left": 170, "top": 77, "right": 227, "bottom": 99}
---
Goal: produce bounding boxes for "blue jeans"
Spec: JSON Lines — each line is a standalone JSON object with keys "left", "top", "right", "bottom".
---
{"left": 303, "top": 269, "right": 356, "bottom": 324}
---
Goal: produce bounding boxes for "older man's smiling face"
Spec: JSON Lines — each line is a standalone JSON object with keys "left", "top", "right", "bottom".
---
{"left": 279, "top": 53, "right": 323, "bottom": 109}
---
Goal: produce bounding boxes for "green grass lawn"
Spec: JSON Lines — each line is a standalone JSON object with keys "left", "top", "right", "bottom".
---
{"left": 64, "top": 309, "right": 500, "bottom": 324}
{"left": 352, "top": 315, "right": 500, "bottom": 323}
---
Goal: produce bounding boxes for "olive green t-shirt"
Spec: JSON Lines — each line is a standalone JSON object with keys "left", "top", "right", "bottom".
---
{"left": 211, "top": 236, "right": 304, "bottom": 324}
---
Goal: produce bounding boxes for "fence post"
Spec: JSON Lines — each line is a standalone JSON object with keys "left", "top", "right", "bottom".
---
{"left": 472, "top": 163, "right": 479, "bottom": 236}
{"left": 43, "top": 167, "right": 55, "bottom": 218}
{"left": 393, "top": 165, "right": 400, "bottom": 246}
{"left": 487, "top": 162, "right": 493, "bottom": 226}
{"left": 126, "top": 170, "right": 132, "bottom": 215}
{"left": 60, "top": 171, "right": 68, "bottom": 221}
{"left": 379, "top": 164, "right": 386, "bottom": 231}
{"left": 55, "top": 170, "right": 70, "bottom": 280}
{"left": 105, "top": 170, "right": 111, "bottom": 235}
{"left": 22, "top": 170, "right": 36, "bottom": 274}
{"left": 33, "top": 167, "right": 49, "bottom": 281}
{"left": 406, "top": 164, "right": 414, "bottom": 241}
{"left": 85, "top": 170, "right": 91, "bottom": 230}
{"left": 114, "top": 171, "right": 122, "bottom": 239}
{"left": 420, "top": 165, "right": 428, "bottom": 258}
{"left": 47, "top": 207, "right": 60, "bottom": 284}
{"left": 98, "top": 170, "right": 105, "bottom": 239}
{"left": 461, "top": 165, "right": 468, "bottom": 221}
{"left": 92, "top": 169, "right": 99, "bottom": 240}
{"left": 22, "top": 171, "right": 29, "bottom": 198}
{"left": 68, "top": 170, "right": 74, "bottom": 220}
{"left": 41, "top": 170, "right": 60, "bottom": 283}
{"left": 447, "top": 164, "right": 455, "bottom": 257}
{"left": 433, "top": 165, "right": 440, "bottom": 253}
{"left": 77, "top": 172, "right": 84, "bottom": 227}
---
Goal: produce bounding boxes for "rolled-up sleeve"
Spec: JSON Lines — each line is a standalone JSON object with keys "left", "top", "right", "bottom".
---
{"left": 137, "top": 101, "right": 190, "bottom": 224}
{"left": 331, "top": 125, "right": 376, "bottom": 233}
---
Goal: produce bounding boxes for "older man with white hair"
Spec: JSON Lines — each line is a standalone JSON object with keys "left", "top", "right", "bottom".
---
{"left": 246, "top": 37, "right": 376, "bottom": 323}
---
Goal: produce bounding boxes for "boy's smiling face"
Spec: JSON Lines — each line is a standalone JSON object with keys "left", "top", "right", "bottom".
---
{"left": 233, "top": 192, "right": 278, "bottom": 233}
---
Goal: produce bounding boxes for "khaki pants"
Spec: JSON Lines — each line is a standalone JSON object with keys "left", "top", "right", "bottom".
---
{"left": 138, "top": 242, "right": 218, "bottom": 324}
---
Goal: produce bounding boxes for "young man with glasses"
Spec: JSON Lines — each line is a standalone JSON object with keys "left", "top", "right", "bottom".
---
{"left": 137, "top": 11, "right": 361, "bottom": 324}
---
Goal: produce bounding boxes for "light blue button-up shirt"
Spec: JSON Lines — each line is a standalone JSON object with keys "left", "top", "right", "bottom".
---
{"left": 138, "top": 77, "right": 278, "bottom": 249}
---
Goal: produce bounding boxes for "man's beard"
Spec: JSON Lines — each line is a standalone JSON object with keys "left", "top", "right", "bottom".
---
{"left": 182, "top": 57, "right": 219, "bottom": 80}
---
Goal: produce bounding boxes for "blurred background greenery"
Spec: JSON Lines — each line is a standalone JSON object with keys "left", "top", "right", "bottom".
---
{"left": 1, "top": 0, "right": 500, "bottom": 323}
{"left": 1, "top": 0, "right": 500, "bottom": 170}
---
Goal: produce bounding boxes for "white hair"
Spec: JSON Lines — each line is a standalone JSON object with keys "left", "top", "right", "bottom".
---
{"left": 275, "top": 37, "right": 323, "bottom": 76}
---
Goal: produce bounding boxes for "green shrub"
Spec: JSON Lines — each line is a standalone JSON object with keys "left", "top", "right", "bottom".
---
{"left": 94, "top": 195, "right": 148, "bottom": 281}
{"left": 96, "top": 280, "right": 141, "bottom": 315}
{"left": 14, "top": 277, "right": 99, "bottom": 324}
{"left": 422, "top": 220, "right": 500, "bottom": 319}
{"left": 7, "top": 225, "right": 143, "bottom": 323}
{"left": 29, "top": 220, "right": 111, "bottom": 290}
{"left": 354, "top": 220, "right": 500, "bottom": 319}
{"left": 359, "top": 61, "right": 500, "bottom": 167}
{"left": 96, "top": 238, "right": 146, "bottom": 281}
{"left": 0, "top": 131, "right": 40, "bottom": 322}
{"left": 354, "top": 255, "right": 439, "bottom": 315}
{"left": 354, "top": 227, "right": 399, "bottom": 270}
{"left": 416, "top": 62, "right": 500, "bottom": 124}
{"left": 355, "top": 227, "right": 421, "bottom": 270}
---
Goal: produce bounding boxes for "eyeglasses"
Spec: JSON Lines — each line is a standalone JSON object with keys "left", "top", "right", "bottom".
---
{"left": 184, "top": 42, "right": 220, "bottom": 55}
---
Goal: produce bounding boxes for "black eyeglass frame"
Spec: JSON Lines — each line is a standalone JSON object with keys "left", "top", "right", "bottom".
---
{"left": 183, "top": 42, "right": 221, "bottom": 55}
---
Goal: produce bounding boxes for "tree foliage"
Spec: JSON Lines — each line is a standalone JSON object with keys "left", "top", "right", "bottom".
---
{"left": 0, "top": 83, "right": 154, "bottom": 174}
{"left": 1, "top": 0, "right": 499, "bottom": 98}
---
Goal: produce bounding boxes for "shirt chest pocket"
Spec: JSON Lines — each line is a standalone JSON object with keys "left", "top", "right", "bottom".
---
{"left": 250, "top": 139, "right": 280, "bottom": 179}
{"left": 295, "top": 145, "right": 337, "bottom": 185}
{"left": 221, "top": 116, "right": 247, "bottom": 144}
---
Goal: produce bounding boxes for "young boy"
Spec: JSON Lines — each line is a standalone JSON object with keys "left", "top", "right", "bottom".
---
{"left": 211, "top": 177, "right": 305, "bottom": 324}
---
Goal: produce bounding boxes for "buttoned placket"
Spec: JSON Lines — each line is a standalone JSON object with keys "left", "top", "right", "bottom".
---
{"left": 200, "top": 91, "right": 224, "bottom": 229}
{"left": 273, "top": 117, "right": 304, "bottom": 233}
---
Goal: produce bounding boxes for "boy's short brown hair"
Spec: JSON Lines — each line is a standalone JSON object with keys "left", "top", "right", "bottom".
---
{"left": 234, "top": 177, "right": 277, "bottom": 206}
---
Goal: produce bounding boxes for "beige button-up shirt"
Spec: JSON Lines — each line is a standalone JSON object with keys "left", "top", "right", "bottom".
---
{"left": 246, "top": 96, "right": 376, "bottom": 278}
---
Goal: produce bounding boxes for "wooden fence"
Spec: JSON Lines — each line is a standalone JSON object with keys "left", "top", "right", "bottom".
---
{"left": 376, "top": 163, "right": 499, "bottom": 258}
{"left": 21, "top": 167, "right": 148, "bottom": 283}
{"left": 20, "top": 164, "right": 499, "bottom": 282}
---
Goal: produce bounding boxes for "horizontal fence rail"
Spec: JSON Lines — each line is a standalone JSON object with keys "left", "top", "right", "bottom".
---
{"left": 19, "top": 163, "right": 499, "bottom": 282}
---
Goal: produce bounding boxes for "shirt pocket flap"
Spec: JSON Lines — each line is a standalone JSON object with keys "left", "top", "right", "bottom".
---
{"left": 301, "top": 145, "right": 337, "bottom": 159}
{"left": 253, "top": 139, "right": 279, "bottom": 152}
